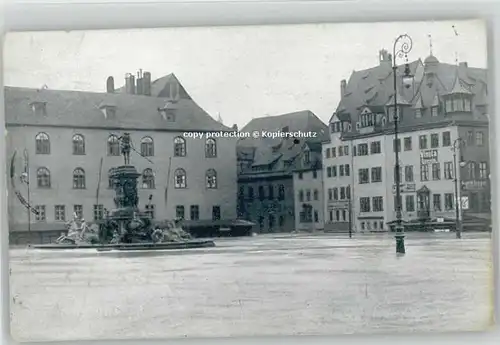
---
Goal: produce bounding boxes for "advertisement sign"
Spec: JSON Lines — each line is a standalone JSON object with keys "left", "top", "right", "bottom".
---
{"left": 392, "top": 183, "right": 416, "bottom": 194}
{"left": 420, "top": 149, "right": 438, "bottom": 164}
{"left": 460, "top": 196, "right": 469, "bottom": 210}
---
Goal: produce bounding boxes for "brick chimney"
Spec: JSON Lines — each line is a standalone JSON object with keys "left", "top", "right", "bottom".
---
{"left": 379, "top": 49, "right": 392, "bottom": 66}
{"left": 340, "top": 79, "right": 347, "bottom": 98}
{"left": 125, "top": 73, "right": 136, "bottom": 94}
{"left": 143, "top": 72, "right": 152, "bottom": 96}
{"left": 136, "top": 70, "right": 143, "bottom": 95}
{"left": 106, "top": 76, "right": 114, "bottom": 93}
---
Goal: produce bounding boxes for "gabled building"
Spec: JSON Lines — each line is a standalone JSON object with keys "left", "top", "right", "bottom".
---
{"left": 292, "top": 141, "right": 324, "bottom": 231}
{"left": 324, "top": 50, "right": 490, "bottom": 232}
{"left": 5, "top": 71, "right": 238, "bottom": 244}
{"left": 237, "top": 111, "right": 328, "bottom": 233}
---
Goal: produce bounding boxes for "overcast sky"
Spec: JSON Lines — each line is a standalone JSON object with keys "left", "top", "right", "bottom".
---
{"left": 3, "top": 19, "right": 487, "bottom": 128}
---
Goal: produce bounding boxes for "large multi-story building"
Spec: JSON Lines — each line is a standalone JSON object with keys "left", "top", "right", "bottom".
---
{"left": 237, "top": 111, "right": 328, "bottom": 233}
{"left": 292, "top": 141, "right": 324, "bottom": 231}
{"left": 5, "top": 71, "right": 238, "bottom": 244}
{"left": 324, "top": 50, "right": 490, "bottom": 232}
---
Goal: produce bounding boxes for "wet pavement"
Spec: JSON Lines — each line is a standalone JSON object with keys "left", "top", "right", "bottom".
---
{"left": 9, "top": 232, "right": 494, "bottom": 341}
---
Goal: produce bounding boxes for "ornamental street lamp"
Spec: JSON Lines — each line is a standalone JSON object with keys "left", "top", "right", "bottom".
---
{"left": 392, "top": 34, "right": 414, "bottom": 255}
{"left": 452, "top": 138, "right": 466, "bottom": 239}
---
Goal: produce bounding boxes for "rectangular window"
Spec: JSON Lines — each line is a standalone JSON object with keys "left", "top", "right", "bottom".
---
{"left": 444, "top": 162, "right": 454, "bottom": 179}
{"left": 358, "top": 168, "right": 370, "bottom": 184}
{"left": 405, "top": 195, "right": 415, "bottom": 212}
{"left": 212, "top": 206, "right": 221, "bottom": 221}
{"left": 433, "top": 194, "right": 442, "bottom": 211}
{"left": 73, "top": 204, "right": 83, "bottom": 219}
{"left": 371, "top": 167, "right": 382, "bottom": 182}
{"left": 325, "top": 148, "right": 331, "bottom": 158}
{"left": 298, "top": 172, "right": 303, "bottom": 180}
{"left": 405, "top": 165, "right": 414, "bottom": 182}
{"left": 345, "top": 164, "right": 350, "bottom": 176}
{"left": 430, "top": 134, "right": 439, "bottom": 148}
{"left": 370, "top": 141, "right": 381, "bottom": 154}
{"left": 479, "top": 162, "right": 488, "bottom": 179}
{"left": 298, "top": 190, "right": 304, "bottom": 202}
{"left": 329, "top": 210, "right": 333, "bottom": 222}
{"left": 358, "top": 144, "right": 369, "bottom": 156}
{"left": 419, "top": 135, "right": 428, "bottom": 149}
{"left": 176, "top": 205, "right": 185, "bottom": 219}
{"left": 393, "top": 138, "right": 401, "bottom": 152}
{"left": 432, "top": 163, "right": 441, "bottom": 180}
{"left": 339, "top": 165, "right": 345, "bottom": 176}
{"left": 35, "top": 205, "right": 46, "bottom": 221}
{"left": 404, "top": 137, "right": 412, "bottom": 151}
{"left": 344, "top": 145, "right": 349, "bottom": 156}
{"left": 420, "top": 164, "right": 429, "bottom": 181}
{"left": 312, "top": 170, "right": 318, "bottom": 179}
{"left": 431, "top": 107, "right": 438, "bottom": 117}
{"left": 340, "top": 187, "right": 346, "bottom": 200}
{"left": 339, "top": 146, "right": 344, "bottom": 156}
{"left": 444, "top": 193, "right": 454, "bottom": 210}
{"left": 327, "top": 167, "right": 332, "bottom": 177}
{"left": 346, "top": 186, "right": 351, "bottom": 199}
{"left": 306, "top": 190, "right": 311, "bottom": 202}
{"left": 468, "top": 164, "right": 476, "bottom": 179}
{"left": 333, "top": 188, "right": 338, "bottom": 200}
{"left": 442, "top": 131, "right": 451, "bottom": 147}
{"left": 331, "top": 147, "right": 336, "bottom": 157}
{"left": 372, "top": 196, "right": 384, "bottom": 212}
{"left": 332, "top": 166, "right": 337, "bottom": 177}
{"left": 54, "top": 205, "right": 66, "bottom": 221}
{"left": 415, "top": 109, "right": 422, "bottom": 118}
{"left": 328, "top": 189, "right": 333, "bottom": 201}
{"left": 360, "top": 197, "right": 371, "bottom": 212}
{"left": 93, "top": 204, "right": 104, "bottom": 221}
{"left": 476, "top": 131, "right": 484, "bottom": 146}
{"left": 467, "top": 131, "right": 474, "bottom": 145}
{"left": 190, "top": 205, "right": 199, "bottom": 220}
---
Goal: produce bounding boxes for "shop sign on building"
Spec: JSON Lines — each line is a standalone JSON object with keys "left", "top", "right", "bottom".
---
{"left": 420, "top": 149, "right": 438, "bottom": 164}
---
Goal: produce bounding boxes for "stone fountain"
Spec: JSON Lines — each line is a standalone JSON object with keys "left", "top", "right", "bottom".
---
{"left": 34, "top": 133, "right": 215, "bottom": 251}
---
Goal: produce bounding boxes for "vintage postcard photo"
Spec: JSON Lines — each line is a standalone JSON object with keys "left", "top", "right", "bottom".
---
{"left": 3, "top": 19, "right": 493, "bottom": 342}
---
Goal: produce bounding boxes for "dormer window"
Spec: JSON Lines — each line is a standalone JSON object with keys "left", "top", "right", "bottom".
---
{"left": 304, "top": 151, "right": 310, "bottom": 164}
{"left": 444, "top": 95, "right": 472, "bottom": 114}
{"left": 160, "top": 109, "right": 176, "bottom": 122}
{"left": 31, "top": 101, "right": 47, "bottom": 116}
{"left": 360, "top": 113, "right": 375, "bottom": 128}
{"left": 387, "top": 106, "right": 401, "bottom": 122}
{"left": 159, "top": 101, "right": 177, "bottom": 121}
{"left": 101, "top": 106, "right": 116, "bottom": 119}
{"left": 431, "top": 106, "right": 438, "bottom": 117}
{"left": 330, "top": 121, "right": 342, "bottom": 133}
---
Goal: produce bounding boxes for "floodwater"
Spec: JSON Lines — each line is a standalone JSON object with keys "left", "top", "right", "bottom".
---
{"left": 9, "top": 232, "right": 494, "bottom": 342}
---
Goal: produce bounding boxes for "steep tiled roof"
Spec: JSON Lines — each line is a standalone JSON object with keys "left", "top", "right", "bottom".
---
{"left": 237, "top": 110, "right": 328, "bottom": 177}
{"left": 331, "top": 56, "right": 488, "bottom": 140}
{"left": 4, "top": 86, "right": 231, "bottom": 132}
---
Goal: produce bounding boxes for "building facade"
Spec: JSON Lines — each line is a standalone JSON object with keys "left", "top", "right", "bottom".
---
{"left": 292, "top": 142, "right": 324, "bottom": 231}
{"left": 5, "top": 71, "right": 238, "bottom": 243}
{"left": 324, "top": 51, "right": 490, "bottom": 232}
{"left": 237, "top": 111, "right": 328, "bottom": 233}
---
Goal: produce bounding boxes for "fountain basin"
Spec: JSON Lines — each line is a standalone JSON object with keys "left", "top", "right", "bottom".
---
{"left": 30, "top": 240, "right": 215, "bottom": 251}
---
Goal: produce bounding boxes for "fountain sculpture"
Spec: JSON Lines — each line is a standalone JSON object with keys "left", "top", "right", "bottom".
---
{"left": 37, "top": 133, "right": 214, "bottom": 250}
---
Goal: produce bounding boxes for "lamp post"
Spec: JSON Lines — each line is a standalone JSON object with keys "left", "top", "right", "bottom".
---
{"left": 392, "top": 34, "right": 414, "bottom": 254}
{"left": 452, "top": 138, "right": 466, "bottom": 239}
{"left": 348, "top": 184, "right": 352, "bottom": 238}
